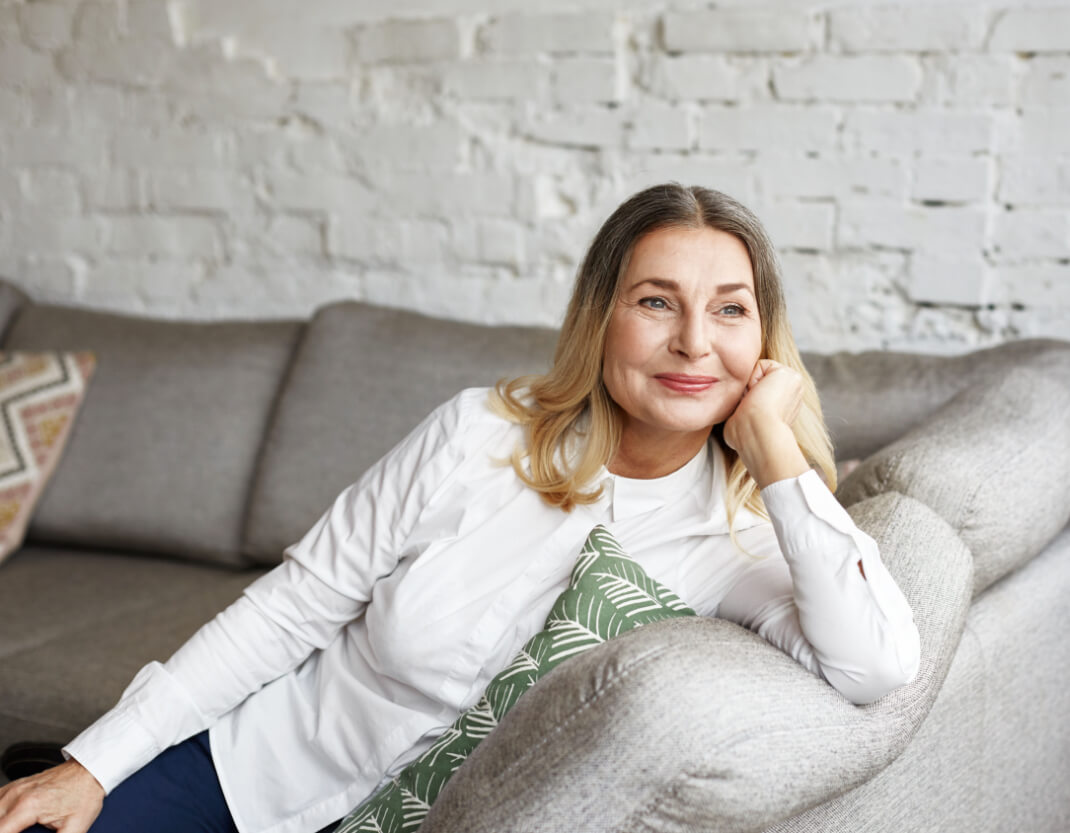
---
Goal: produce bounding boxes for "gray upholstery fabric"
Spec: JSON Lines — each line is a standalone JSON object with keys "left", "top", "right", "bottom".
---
{"left": 2, "top": 303, "right": 303, "bottom": 566}
{"left": 765, "top": 524, "right": 1070, "bottom": 833}
{"left": 803, "top": 340, "right": 1070, "bottom": 462}
{"left": 0, "top": 546, "right": 264, "bottom": 749}
{"left": 837, "top": 363, "right": 1070, "bottom": 596}
{"left": 0, "top": 278, "right": 28, "bottom": 338}
{"left": 242, "top": 301, "right": 557, "bottom": 563}
{"left": 422, "top": 492, "right": 973, "bottom": 833}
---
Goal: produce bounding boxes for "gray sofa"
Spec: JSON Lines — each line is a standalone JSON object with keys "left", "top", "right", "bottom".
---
{"left": 0, "top": 276, "right": 1068, "bottom": 833}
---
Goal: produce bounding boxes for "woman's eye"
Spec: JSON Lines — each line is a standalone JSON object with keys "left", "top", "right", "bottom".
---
{"left": 720, "top": 303, "right": 746, "bottom": 316}
{"left": 640, "top": 297, "right": 668, "bottom": 310}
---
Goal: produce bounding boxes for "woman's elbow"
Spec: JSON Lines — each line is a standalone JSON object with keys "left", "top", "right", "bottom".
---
{"left": 825, "top": 627, "right": 921, "bottom": 706}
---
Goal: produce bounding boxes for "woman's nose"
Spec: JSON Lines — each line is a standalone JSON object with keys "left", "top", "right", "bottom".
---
{"left": 670, "top": 312, "right": 712, "bottom": 359}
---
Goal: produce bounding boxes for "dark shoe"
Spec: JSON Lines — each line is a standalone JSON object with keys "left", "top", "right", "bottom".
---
{"left": 1, "top": 741, "right": 66, "bottom": 780}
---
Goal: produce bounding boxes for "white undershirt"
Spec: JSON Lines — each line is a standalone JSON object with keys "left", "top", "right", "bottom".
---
{"left": 64, "top": 387, "right": 920, "bottom": 833}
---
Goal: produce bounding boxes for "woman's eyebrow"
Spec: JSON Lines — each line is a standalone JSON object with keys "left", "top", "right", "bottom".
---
{"left": 631, "top": 277, "right": 755, "bottom": 296}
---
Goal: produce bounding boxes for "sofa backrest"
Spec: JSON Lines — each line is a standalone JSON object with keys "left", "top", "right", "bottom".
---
{"left": 241, "top": 300, "right": 558, "bottom": 564}
{"left": 3, "top": 300, "right": 302, "bottom": 567}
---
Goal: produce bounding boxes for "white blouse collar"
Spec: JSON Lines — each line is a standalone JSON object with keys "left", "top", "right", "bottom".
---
{"left": 603, "top": 441, "right": 711, "bottom": 522}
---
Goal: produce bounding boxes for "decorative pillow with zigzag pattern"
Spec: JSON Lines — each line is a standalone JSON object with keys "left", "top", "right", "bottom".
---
{"left": 0, "top": 351, "right": 96, "bottom": 564}
{"left": 336, "top": 524, "right": 696, "bottom": 833}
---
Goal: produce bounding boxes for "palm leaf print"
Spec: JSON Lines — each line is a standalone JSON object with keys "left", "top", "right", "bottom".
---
{"left": 335, "top": 525, "right": 696, "bottom": 833}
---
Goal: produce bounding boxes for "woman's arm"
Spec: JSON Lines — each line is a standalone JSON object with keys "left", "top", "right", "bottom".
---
{"left": 718, "top": 359, "right": 920, "bottom": 704}
{"left": 65, "top": 391, "right": 472, "bottom": 790}
{"left": 718, "top": 473, "right": 921, "bottom": 704}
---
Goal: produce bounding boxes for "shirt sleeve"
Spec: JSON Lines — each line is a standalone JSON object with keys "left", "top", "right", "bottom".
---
{"left": 716, "top": 470, "right": 921, "bottom": 706}
{"left": 63, "top": 390, "right": 475, "bottom": 793}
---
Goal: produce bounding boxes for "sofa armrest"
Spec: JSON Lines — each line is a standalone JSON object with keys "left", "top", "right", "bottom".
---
{"left": 421, "top": 492, "right": 972, "bottom": 833}
{"left": 837, "top": 360, "right": 1070, "bottom": 596}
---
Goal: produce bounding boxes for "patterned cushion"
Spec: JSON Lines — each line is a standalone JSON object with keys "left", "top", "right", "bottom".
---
{"left": 336, "top": 525, "right": 696, "bottom": 833}
{"left": 0, "top": 351, "right": 96, "bottom": 563}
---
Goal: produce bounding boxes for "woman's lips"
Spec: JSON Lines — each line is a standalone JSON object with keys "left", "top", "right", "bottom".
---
{"left": 655, "top": 374, "right": 718, "bottom": 393}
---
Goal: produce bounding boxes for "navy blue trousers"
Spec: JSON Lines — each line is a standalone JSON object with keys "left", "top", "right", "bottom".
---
{"left": 22, "top": 732, "right": 237, "bottom": 833}
{"left": 20, "top": 732, "right": 340, "bottom": 833}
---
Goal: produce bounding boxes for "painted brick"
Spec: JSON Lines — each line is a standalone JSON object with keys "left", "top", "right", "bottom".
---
{"left": 1022, "top": 57, "right": 1070, "bottom": 108}
{"left": 913, "top": 157, "right": 991, "bottom": 203}
{"left": 752, "top": 201, "right": 836, "bottom": 251}
{"left": 622, "top": 155, "right": 754, "bottom": 203}
{"left": 773, "top": 56, "right": 922, "bottom": 103}
{"left": 554, "top": 58, "right": 621, "bottom": 105}
{"left": 266, "top": 173, "right": 377, "bottom": 214}
{"left": 143, "top": 170, "right": 253, "bottom": 213}
{"left": 349, "top": 123, "right": 464, "bottom": 170}
{"left": 352, "top": 19, "right": 460, "bottom": 64}
{"left": 367, "top": 171, "right": 516, "bottom": 217}
{"left": 991, "top": 209, "right": 1070, "bottom": 258}
{"left": 663, "top": 10, "right": 818, "bottom": 53}
{"left": 990, "top": 10, "right": 1070, "bottom": 53}
{"left": 908, "top": 254, "right": 991, "bottom": 306}
{"left": 451, "top": 218, "right": 526, "bottom": 266}
{"left": 83, "top": 170, "right": 142, "bottom": 211}
{"left": 17, "top": 170, "right": 82, "bottom": 212}
{"left": 442, "top": 60, "right": 546, "bottom": 101}
{"left": 7, "top": 128, "right": 108, "bottom": 167}
{"left": 328, "top": 217, "right": 448, "bottom": 262}
{"left": 111, "top": 128, "right": 234, "bottom": 168}
{"left": 247, "top": 215, "right": 325, "bottom": 257}
{"left": 0, "top": 30, "right": 55, "bottom": 86}
{"left": 756, "top": 155, "right": 907, "bottom": 201}
{"left": 919, "top": 55, "right": 1019, "bottom": 108}
{"left": 104, "top": 216, "right": 223, "bottom": 258}
{"left": 7, "top": 255, "right": 79, "bottom": 300}
{"left": 996, "top": 110, "right": 1070, "bottom": 154}
{"left": 829, "top": 8, "right": 986, "bottom": 52}
{"left": 991, "top": 264, "right": 1069, "bottom": 308}
{"left": 701, "top": 106, "right": 840, "bottom": 152}
{"left": 10, "top": 215, "right": 101, "bottom": 256}
{"left": 482, "top": 12, "right": 615, "bottom": 54}
{"left": 651, "top": 55, "right": 770, "bottom": 103}
{"left": 524, "top": 108, "right": 628, "bottom": 149}
{"left": 844, "top": 110, "right": 993, "bottom": 155}
{"left": 17, "top": 2, "right": 73, "bottom": 51}
{"left": 839, "top": 202, "right": 985, "bottom": 255}
{"left": 629, "top": 102, "right": 692, "bottom": 151}
{"left": 255, "top": 26, "right": 350, "bottom": 80}
{"left": 999, "top": 157, "right": 1070, "bottom": 205}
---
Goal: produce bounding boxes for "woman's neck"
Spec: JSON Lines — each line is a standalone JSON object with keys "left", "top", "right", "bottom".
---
{"left": 607, "top": 426, "right": 712, "bottom": 479}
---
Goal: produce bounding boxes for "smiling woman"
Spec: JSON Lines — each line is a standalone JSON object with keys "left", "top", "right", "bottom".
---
{"left": 0, "top": 183, "right": 919, "bottom": 833}
{"left": 492, "top": 183, "right": 832, "bottom": 533}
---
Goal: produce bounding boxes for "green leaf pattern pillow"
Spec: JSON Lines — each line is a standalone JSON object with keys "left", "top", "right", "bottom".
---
{"left": 336, "top": 524, "right": 696, "bottom": 833}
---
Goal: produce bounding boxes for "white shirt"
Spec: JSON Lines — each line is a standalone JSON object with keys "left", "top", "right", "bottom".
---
{"left": 65, "top": 387, "right": 920, "bottom": 833}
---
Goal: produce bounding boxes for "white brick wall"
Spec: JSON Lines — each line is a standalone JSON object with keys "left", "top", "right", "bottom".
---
{"left": 0, "top": 0, "right": 1068, "bottom": 354}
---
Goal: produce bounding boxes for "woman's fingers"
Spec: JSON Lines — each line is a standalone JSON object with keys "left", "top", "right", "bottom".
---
{"left": 0, "top": 761, "right": 103, "bottom": 833}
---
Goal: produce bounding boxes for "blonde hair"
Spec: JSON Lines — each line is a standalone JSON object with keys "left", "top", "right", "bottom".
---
{"left": 492, "top": 183, "right": 836, "bottom": 532}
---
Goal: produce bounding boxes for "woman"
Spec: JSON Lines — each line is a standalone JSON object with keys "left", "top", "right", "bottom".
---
{"left": 0, "top": 183, "right": 920, "bottom": 833}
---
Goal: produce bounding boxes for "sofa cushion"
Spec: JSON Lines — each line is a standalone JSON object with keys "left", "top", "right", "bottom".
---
{"left": 1, "top": 303, "right": 303, "bottom": 566}
{"left": 0, "top": 351, "right": 95, "bottom": 563}
{"left": 242, "top": 301, "right": 557, "bottom": 564}
{"left": 338, "top": 524, "right": 695, "bottom": 833}
{"left": 836, "top": 363, "right": 1070, "bottom": 596}
{"left": 804, "top": 339, "right": 1070, "bottom": 462}
{"left": 0, "top": 545, "right": 264, "bottom": 749}
{"left": 421, "top": 492, "right": 974, "bottom": 833}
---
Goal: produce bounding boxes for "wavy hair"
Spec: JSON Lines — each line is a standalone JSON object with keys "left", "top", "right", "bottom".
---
{"left": 491, "top": 183, "right": 835, "bottom": 533}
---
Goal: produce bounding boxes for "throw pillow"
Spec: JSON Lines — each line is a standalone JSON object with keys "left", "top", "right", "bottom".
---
{"left": 336, "top": 524, "right": 696, "bottom": 833}
{"left": 0, "top": 351, "right": 96, "bottom": 563}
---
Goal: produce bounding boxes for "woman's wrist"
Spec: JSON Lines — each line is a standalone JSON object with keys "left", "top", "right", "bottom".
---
{"left": 733, "top": 418, "right": 809, "bottom": 489}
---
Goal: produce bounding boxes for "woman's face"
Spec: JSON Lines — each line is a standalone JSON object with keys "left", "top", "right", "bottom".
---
{"left": 602, "top": 225, "right": 763, "bottom": 451}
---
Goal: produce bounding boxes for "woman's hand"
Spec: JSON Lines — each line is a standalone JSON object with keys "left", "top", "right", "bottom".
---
{"left": 722, "top": 359, "right": 810, "bottom": 488}
{"left": 0, "top": 760, "right": 104, "bottom": 833}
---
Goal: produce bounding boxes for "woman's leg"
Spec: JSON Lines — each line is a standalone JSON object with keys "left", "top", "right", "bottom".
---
{"left": 21, "top": 731, "right": 238, "bottom": 833}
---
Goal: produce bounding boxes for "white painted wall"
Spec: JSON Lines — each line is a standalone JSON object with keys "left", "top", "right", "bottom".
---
{"left": 0, "top": 0, "right": 1068, "bottom": 353}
